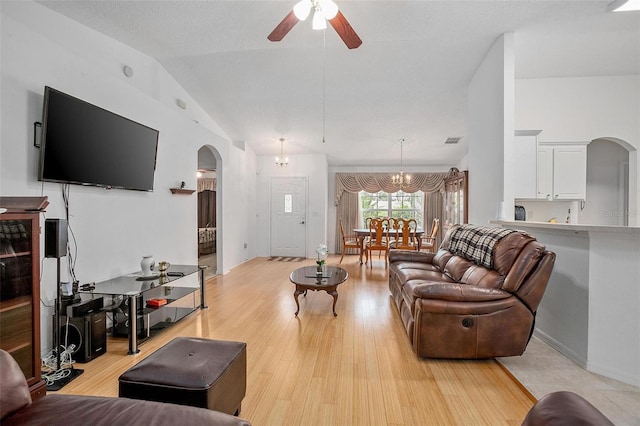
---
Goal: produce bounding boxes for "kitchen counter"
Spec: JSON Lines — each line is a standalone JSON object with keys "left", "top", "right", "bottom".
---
{"left": 490, "top": 220, "right": 640, "bottom": 234}
{"left": 491, "top": 220, "right": 640, "bottom": 388}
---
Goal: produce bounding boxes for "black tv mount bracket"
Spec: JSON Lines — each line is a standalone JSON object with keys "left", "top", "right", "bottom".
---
{"left": 33, "top": 121, "right": 42, "bottom": 148}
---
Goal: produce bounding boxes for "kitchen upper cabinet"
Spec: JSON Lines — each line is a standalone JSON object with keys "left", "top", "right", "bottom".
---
{"left": 537, "top": 143, "right": 587, "bottom": 200}
{"left": 514, "top": 130, "right": 540, "bottom": 199}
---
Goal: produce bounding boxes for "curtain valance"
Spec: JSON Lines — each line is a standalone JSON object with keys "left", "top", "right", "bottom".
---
{"left": 334, "top": 172, "right": 447, "bottom": 205}
{"left": 198, "top": 178, "right": 216, "bottom": 192}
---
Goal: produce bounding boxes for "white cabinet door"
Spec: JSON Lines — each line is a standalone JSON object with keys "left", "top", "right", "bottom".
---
{"left": 553, "top": 145, "right": 587, "bottom": 200}
{"left": 514, "top": 134, "right": 538, "bottom": 198}
{"left": 537, "top": 146, "right": 553, "bottom": 200}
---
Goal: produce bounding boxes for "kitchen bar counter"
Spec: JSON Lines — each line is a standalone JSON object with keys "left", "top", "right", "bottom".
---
{"left": 491, "top": 220, "right": 640, "bottom": 388}
{"left": 491, "top": 219, "right": 640, "bottom": 234}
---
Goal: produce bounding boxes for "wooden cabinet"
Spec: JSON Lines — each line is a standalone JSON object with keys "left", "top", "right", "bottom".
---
{"left": 537, "top": 143, "right": 587, "bottom": 200}
{"left": 443, "top": 168, "right": 468, "bottom": 234}
{"left": 0, "top": 210, "right": 46, "bottom": 399}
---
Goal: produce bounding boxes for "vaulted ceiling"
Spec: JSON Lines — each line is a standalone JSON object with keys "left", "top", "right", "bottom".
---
{"left": 37, "top": 1, "right": 639, "bottom": 166}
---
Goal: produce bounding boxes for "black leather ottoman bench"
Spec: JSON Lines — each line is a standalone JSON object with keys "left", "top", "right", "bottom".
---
{"left": 118, "top": 337, "right": 247, "bottom": 416}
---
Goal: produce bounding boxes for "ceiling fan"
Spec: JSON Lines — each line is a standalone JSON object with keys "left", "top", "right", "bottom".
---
{"left": 267, "top": 0, "right": 362, "bottom": 49}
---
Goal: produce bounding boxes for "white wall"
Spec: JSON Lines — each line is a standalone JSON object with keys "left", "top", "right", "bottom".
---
{"left": 467, "top": 33, "right": 515, "bottom": 225}
{"left": 516, "top": 75, "right": 640, "bottom": 225}
{"left": 1, "top": 2, "right": 257, "bottom": 352}
{"left": 256, "top": 154, "right": 328, "bottom": 259}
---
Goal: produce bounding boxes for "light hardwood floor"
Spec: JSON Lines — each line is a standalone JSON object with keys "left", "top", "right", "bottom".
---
{"left": 58, "top": 255, "right": 534, "bottom": 425}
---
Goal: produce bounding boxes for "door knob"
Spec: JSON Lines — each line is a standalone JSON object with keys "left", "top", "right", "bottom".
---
{"left": 300, "top": 220, "right": 305, "bottom": 224}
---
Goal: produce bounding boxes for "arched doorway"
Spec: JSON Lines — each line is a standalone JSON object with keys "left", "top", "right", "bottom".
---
{"left": 584, "top": 137, "right": 633, "bottom": 226}
{"left": 197, "top": 145, "right": 221, "bottom": 278}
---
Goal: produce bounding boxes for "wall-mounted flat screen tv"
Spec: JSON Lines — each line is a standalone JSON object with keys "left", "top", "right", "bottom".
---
{"left": 38, "top": 86, "right": 159, "bottom": 191}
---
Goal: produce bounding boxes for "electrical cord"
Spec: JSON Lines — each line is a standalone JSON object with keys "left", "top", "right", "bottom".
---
{"left": 41, "top": 316, "right": 77, "bottom": 385}
{"left": 41, "top": 344, "right": 76, "bottom": 385}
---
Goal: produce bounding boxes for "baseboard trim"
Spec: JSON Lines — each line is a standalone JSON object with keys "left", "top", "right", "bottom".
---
{"left": 533, "top": 329, "right": 587, "bottom": 368}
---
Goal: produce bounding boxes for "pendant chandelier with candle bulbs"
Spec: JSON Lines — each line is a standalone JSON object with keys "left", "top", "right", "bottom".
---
{"left": 392, "top": 139, "right": 411, "bottom": 189}
{"left": 275, "top": 138, "right": 289, "bottom": 167}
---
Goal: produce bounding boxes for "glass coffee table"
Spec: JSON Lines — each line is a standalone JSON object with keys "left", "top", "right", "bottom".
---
{"left": 289, "top": 265, "right": 348, "bottom": 317}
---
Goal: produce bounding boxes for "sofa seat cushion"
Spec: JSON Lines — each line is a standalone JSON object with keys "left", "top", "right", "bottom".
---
{"left": 415, "top": 294, "right": 520, "bottom": 316}
{"left": 391, "top": 261, "right": 441, "bottom": 273}
{"left": 412, "top": 283, "right": 511, "bottom": 302}
{"left": 402, "top": 281, "right": 512, "bottom": 316}
{"left": 396, "top": 268, "right": 453, "bottom": 286}
{"left": 2, "top": 394, "right": 251, "bottom": 426}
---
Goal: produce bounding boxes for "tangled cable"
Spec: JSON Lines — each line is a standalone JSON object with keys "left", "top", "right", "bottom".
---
{"left": 41, "top": 344, "right": 76, "bottom": 386}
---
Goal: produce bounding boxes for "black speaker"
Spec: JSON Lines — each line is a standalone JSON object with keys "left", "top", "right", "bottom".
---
{"left": 109, "top": 295, "right": 146, "bottom": 338}
{"left": 45, "top": 218, "right": 68, "bottom": 258}
{"left": 67, "top": 297, "right": 104, "bottom": 318}
{"left": 56, "top": 311, "right": 107, "bottom": 363}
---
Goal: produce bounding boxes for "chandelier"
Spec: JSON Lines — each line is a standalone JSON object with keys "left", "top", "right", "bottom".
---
{"left": 275, "top": 138, "right": 289, "bottom": 167}
{"left": 293, "top": 0, "right": 339, "bottom": 30}
{"left": 392, "top": 139, "right": 411, "bottom": 189}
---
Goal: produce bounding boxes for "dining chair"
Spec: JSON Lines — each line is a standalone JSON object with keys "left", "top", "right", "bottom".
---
{"left": 391, "top": 218, "right": 418, "bottom": 250}
{"left": 420, "top": 218, "right": 440, "bottom": 253}
{"left": 366, "top": 217, "right": 391, "bottom": 266}
{"left": 339, "top": 219, "right": 362, "bottom": 264}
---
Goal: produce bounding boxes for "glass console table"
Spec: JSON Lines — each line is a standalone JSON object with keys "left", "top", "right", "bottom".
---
{"left": 79, "top": 265, "right": 207, "bottom": 354}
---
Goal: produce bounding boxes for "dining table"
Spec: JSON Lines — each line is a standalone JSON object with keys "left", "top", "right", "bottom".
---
{"left": 353, "top": 228, "right": 425, "bottom": 264}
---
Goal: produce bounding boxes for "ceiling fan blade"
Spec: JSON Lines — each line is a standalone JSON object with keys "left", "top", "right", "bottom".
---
{"left": 329, "top": 10, "right": 362, "bottom": 49}
{"left": 268, "top": 10, "right": 299, "bottom": 42}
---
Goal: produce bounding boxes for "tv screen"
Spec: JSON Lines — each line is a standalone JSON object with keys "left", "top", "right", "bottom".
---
{"left": 38, "top": 86, "right": 159, "bottom": 191}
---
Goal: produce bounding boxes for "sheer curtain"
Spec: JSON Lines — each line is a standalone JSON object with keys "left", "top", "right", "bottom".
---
{"left": 424, "top": 191, "right": 444, "bottom": 248}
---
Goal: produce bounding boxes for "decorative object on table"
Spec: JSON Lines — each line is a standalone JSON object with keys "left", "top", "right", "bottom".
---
{"left": 146, "top": 298, "right": 167, "bottom": 308}
{"left": 315, "top": 243, "right": 328, "bottom": 275}
{"left": 157, "top": 261, "right": 171, "bottom": 276}
{"left": 140, "top": 255, "right": 155, "bottom": 276}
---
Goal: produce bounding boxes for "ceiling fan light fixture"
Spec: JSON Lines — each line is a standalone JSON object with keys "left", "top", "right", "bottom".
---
{"left": 293, "top": 0, "right": 312, "bottom": 20}
{"left": 607, "top": 0, "right": 640, "bottom": 12}
{"left": 312, "top": 8, "right": 327, "bottom": 29}
{"left": 319, "top": 0, "right": 339, "bottom": 19}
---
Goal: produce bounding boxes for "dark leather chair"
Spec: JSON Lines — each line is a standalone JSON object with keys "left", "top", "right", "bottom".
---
{"left": 522, "top": 391, "right": 614, "bottom": 425}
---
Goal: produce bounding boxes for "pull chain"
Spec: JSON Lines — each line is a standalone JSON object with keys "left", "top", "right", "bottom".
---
{"left": 322, "top": 29, "right": 326, "bottom": 143}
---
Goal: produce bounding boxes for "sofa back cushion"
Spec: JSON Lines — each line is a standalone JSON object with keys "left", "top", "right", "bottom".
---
{"left": 437, "top": 225, "right": 538, "bottom": 290}
{"left": 492, "top": 232, "right": 536, "bottom": 277}
{"left": 446, "top": 225, "right": 518, "bottom": 269}
{"left": 0, "top": 350, "right": 32, "bottom": 420}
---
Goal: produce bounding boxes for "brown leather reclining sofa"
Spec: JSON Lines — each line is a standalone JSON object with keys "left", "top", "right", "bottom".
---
{"left": 389, "top": 224, "right": 555, "bottom": 359}
{"left": 0, "top": 349, "right": 251, "bottom": 426}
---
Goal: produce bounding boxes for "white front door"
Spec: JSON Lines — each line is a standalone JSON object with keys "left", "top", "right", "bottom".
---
{"left": 270, "top": 177, "right": 307, "bottom": 257}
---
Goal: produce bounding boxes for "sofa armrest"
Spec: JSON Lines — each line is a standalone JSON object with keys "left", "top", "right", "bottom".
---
{"left": 0, "top": 350, "right": 32, "bottom": 421}
{"left": 413, "top": 282, "right": 512, "bottom": 302}
{"left": 389, "top": 249, "right": 434, "bottom": 264}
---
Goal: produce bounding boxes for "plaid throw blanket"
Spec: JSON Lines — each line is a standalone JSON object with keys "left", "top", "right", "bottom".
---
{"left": 447, "top": 225, "right": 516, "bottom": 269}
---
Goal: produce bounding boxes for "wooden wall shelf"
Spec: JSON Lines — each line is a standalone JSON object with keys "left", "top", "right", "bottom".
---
{"left": 170, "top": 188, "right": 195, "bottom": 195}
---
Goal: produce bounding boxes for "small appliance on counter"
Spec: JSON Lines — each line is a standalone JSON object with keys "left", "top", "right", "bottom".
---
{"left": 514, "top": 205, "right": 526, "bottom": 221}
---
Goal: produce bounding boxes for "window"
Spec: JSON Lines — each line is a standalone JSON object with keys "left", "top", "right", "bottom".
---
{"left": 359, "top": 190, "right": 424, "bottom": 228}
